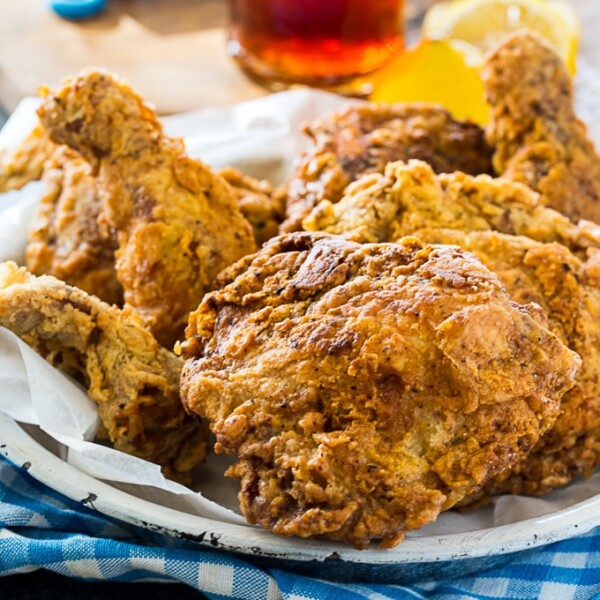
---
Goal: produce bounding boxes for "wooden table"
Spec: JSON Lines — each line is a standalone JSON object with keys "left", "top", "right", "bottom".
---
{"left": 0, "top": 0, "right": 259, "bottom": 114}
{"left": 0, "top": 0, "right": 598, "bottom": 115}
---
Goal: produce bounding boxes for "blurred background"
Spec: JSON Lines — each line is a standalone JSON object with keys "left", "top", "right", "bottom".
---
{"left": 0, "top": 0, "right": 596, "bottom": 123}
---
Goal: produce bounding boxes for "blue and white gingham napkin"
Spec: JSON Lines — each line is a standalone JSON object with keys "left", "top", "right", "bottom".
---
{"left": 1, "top": 454, "right": 600, "bottom": 600}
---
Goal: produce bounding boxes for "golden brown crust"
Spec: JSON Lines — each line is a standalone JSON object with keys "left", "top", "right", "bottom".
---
{"left": 304, "top": 160, "right": 600, "bottom": 256}
{"left": 305, "top": 161, "right": 600, "bottom": 498}
{"left": 180, "top": 232, "right": 578, "bottom": 547}
{"left": 25, "top": 146, "right": 122, "bottom": 305}
{"left": 0, "top": 125, "right": 55, "bottom": 193}
{"left": 0, "top": 261, "right": 208, "bottom": 483}
{"left": 281, "top": 103, "right": 493, "bottom": 232}
{"left": 415, "top": 230, "right": 600, "bottom": 500}
{"left": 218, "top": 166, "right": 285, "bottom": 246}
{"left": 483, "top": 31, "right": 600, "bottom": 224}
{"left": 38, "top": 69, "right": 257, "bottom": 348}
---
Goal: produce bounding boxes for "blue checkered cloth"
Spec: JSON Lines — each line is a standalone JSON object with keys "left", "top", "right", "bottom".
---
{"left": 2, "top": 454, "right": 600, "bottom": 599}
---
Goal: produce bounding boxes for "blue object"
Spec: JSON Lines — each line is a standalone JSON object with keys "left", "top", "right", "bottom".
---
{"left": 2, "top": 454, "right": 600, "bottom": 599}
{"left": 50, "top": 0, "right": 107, "bottom": 19}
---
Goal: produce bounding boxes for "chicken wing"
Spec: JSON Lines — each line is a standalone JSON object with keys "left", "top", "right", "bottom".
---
{"left": 180, "top": 232, "right": 578, "bottom": 547}
{"left": 281, "top": 103, "right": 494, "bottom": 232}
{"left": 483, "top": 31, "right": 600, "bottom": 224}
{"left": 37, "top": 69, "right": 256, "bottom": 348}
{"left": 304, "top": 161, "right": 600, "bottom": 498}
{"left": 25, "top": 145, "right": 122, "bottom": 306}
{"left": 0, "top": 261, "right": 208, "bottom": 483}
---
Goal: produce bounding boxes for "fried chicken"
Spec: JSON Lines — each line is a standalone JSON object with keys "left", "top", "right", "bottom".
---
{"left": 0, "top": 125, "right": 55, "bottom": 193}
{"left": 37, "top": 69, "right": 256, "bottom": 348}
{"left": 418, "top": 230, "right": 600, "bottom": 502}
{"left": 0, "top": 261, "right": 208, "bottom": 483}
{"left": 219, "top": 166, "right": 285, "bottom": 246}
{"left": 304, "top": 160, "right": 600, "bottom": 256}
{"left": 304, "top": 160, "right": 600, "bottom": 498}
{"left": 0, "top": 123, "right": 122, "bottom": 304}
{"left": 483, "top": 31, "right": 600, "bottom": 224}
{"left": 24, "top": 157, "right": 279, "bottom": 302}
{"left": 281, "top": 103, "right": 493, "bottom": 232}
{"left": 180, "top": 232, "right": 579, "bottom": 547}
{"left": 25, "top": 146, "right": 122, "bottom": 306}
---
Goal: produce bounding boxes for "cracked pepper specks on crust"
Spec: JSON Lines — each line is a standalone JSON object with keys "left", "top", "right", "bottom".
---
{"left": 304, "top": 160, "right": 600, "bottom": 501}
{"left": 0, "top": 261, "right": 208, "bottom": 484}
{"left": 281, "top": 103, "right": 493, "bottom": 233}
{"left": 37, "top": 69, "right": 257, "bottom": 348}
{"left": 483, "top": 32, "right": 600, "bottom": 225}
{"left": 26, "top": 145, "right": 122, "bottom": 306}
{"left": 180, "top": 232, "right": 579, "bottom": 548}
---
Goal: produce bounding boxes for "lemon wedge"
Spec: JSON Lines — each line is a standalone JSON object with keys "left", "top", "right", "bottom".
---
{"left": 423, "top": 0, "right": 580, "bottom": 73}
{"left": 369, "top": 39, "right": 489, "bottom": 124}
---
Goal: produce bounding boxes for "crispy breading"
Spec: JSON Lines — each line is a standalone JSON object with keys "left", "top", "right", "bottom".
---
{"left": 281, "top": 103, "right": 493, "bottom": 232}
{"left": 0, "top": 125, "right": 55, "bottom": 193}
{"left": 417, "top": 230, "right": 600, "bottom": 502}
{"left": 180, "top": 232, "right": 578, "bottom": 547}
{"left": 37, "top": 69, "right": 257, "bottom": 348}
{"left": 304, "top": 161, "right": 600, "bottom": 497}
{"left": 23, "top": 159, "right": 276, "bottom": 305}
{"left": 219, "top": 166, "right": 285, "bottom": 246}
{"left": 483, "top": 31, "right": 600, "bottom": 224}
{"left": 0, "top": 261, "right": 208, "bottom": 483}
{"left": 304, "top": 160, "right": 600, "bottom": 255}
{"left": 25, "top": 146, "right": 122, "bottom": 305}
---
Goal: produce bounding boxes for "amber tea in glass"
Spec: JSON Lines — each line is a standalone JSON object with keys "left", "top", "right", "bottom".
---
{"left": 227, "top": 0, "right": 405, "bottom": 92}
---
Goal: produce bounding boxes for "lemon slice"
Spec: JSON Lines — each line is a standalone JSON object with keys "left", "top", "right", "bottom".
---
{"left": 423, "top": 0, "right": 580, "bottom": 73}
{"left": 369, "top": 39, "right": 489, "bottom": 124}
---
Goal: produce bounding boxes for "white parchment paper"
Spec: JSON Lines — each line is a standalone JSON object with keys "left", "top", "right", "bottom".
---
{"left": 1, "top": 72, "right": 600, "bottom": 536}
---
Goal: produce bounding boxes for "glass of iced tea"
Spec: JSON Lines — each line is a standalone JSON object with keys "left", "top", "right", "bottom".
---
{"left": 227, "top": 0, "right": 405, "bottom": 94}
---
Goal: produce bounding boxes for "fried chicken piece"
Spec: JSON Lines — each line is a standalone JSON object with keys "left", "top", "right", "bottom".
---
{"left": 180, "top": 232, "right": 578, "bottom": 547}
{"left": 304, "top": 160, "right": 600, "bottom": 256}
{"left": 25, "top": 146, "right": 122, "bottom": 306}
{"left": 483, "top": 31, "right": 600, "bottom": 224}
{"left": 24, "top": 156, "right": 277, "bottom": 303}
{"left": 0, "top": 123, "right": 122, "bottom": 304}
{"left": 38, "top": 69, "right": 256, "bottom": 348}
{"left": 0, "top": 125, "right": 56, "bottom": 193}
{"left": 281, "top": 103, "right": 493, "bottom": 232}
{"left": 305, "top": 161, "right": 600, "bottom": 498}
{"left": 0, "top": 261, "right": 208, "bottom": 483}
{"left": 219, "top": 166, "right": 285, "bottom": 246}
{"left": 417, "top": 230, "right": 600, "bottom": 502}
